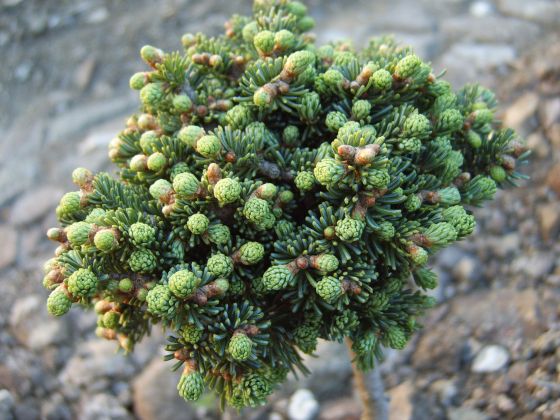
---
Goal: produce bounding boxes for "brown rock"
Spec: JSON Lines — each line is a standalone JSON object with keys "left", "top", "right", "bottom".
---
{"left": 388, "top": 380, "right": 415, "bottom": 420}
{"left": 490, "top": 375, "right": 511, "bottom": 394}
{"left": 470, "top": 387, "right": 487, "bottom": 402}
{"left": 532, "top": 330, "right": 560, "bottom": 354}
{"left": 545, "top": 163, "right": 560, "bottom": 196}
{"left": 514, "top": 288, "right": 543, "bottom": 327}
{"left": 0, "top": 225, "right": 17, "bottom": 269}
{"left": 526, "top": 132, "right": 549, "bottom": 159}
{"left": 537, "top": 202, "right": 560, "bottom": 241}
{"left": 507, "top": 361, "right": 528, "bottom": 384}
{"left": 0, "top": 365, "right": 21, "bottom": 395}
{"left": 539, "top": 97, "right": 560, "bottom": 128}
{"left": 9, "top": 186, "right": 64, "bottom": 226}
{"left": 548, "top": 121, "right": 560, "bottom": 147}
{"left": 412, "top": 319, "right": 470, "bottom": 372}
{"left": 9, "top": 295, "right": 70, "bottom": 350}
{"left": 132, "top": 357, "right": 196, "bottom": 420}
{"left": 502, "top": 92, "right": 540, "bottom": 131}
{"left": 60, "top": 340, "right": 136, "bottom": 388}
{"left": 19, "top": 226, "right": 42, "bottom": 263}
{"left": 413, "top": 288, "right": 543, "bottom": 371}
{"left": 318, "top": 397, "right": 361, "bottom": 420}
{"left": 496, "top": 394, "right": 515, "bottom": 412}
{"left": 74, "top": 58, "right": 96, "bottom": 91}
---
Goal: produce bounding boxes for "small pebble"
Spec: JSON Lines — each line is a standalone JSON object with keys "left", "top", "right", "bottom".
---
{"left": 472, "top": 345, "right": 510, "bottom": 373}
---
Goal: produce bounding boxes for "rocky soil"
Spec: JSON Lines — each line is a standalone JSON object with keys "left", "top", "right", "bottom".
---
{"left": 0, "top": 0, "right": 559, "bottom": 419}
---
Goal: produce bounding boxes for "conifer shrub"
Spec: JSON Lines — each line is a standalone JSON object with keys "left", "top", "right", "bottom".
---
{"left": 43, "top": 0, "right": 529, "bottom": 409}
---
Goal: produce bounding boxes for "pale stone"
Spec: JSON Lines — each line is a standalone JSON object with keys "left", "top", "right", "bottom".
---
{"left": 288, "top": 389, "right": 319, "bottom": 420}
{"left": 472, "top": 345, "right": 510, "bottom": 372}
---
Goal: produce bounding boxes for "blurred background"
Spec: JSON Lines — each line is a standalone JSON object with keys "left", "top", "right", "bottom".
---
{"left": 0, "top": 0, "right": 559, "bottom": 419}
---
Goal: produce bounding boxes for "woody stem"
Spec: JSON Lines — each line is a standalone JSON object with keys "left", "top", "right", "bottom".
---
{"left": 345, "top": 338, "right": 387, "bottom": 420}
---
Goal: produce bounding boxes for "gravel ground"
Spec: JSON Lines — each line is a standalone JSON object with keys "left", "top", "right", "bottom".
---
{"left": 0, "top": 1, "right": 559, "bottom": 419}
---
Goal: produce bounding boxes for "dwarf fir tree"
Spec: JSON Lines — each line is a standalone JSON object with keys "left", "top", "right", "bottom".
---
{"left": 42, "top": 0, "right": 528, "bottom": 410}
